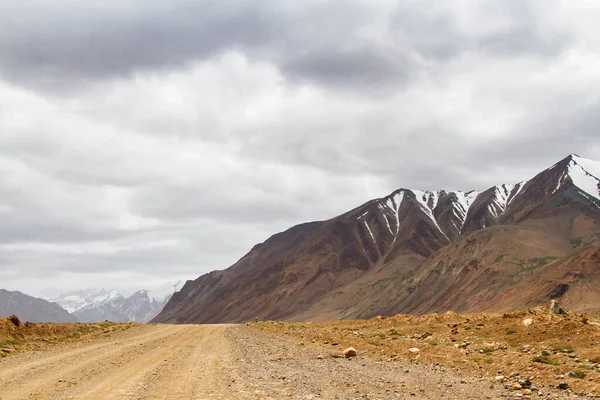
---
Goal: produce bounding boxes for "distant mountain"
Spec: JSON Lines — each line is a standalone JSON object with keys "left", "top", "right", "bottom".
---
{"left": 45, "top": 288, "right": 120, "bottom": 314}
{"left": 153, "top": 154, "right": 600, "bottom": 323}
{"left": 47, "top": 281, "right": 183, "bottom": 323}
{"left": 0, "top": 289, "right": 77, "bottom": 323}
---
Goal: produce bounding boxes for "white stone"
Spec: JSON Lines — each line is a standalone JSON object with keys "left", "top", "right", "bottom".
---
{"left": 343, "top": 347, "right": 357, "bottom": 358}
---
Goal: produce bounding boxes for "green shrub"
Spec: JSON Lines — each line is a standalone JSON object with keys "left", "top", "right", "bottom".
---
{"left": 479, "top": 347, "right": 495, "bottom": 355}
{"left": 532, "top": 356, "right": 559, "bottom": 365}
{"left": 554, "top": 344, "right": 574, "bottom": 353}
{"left": 568, "top": 370, "right": 586, "bottom": 379}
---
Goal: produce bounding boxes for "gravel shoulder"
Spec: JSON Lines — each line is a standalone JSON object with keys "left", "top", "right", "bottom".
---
{"left": 226, "top": 325, "right": 503, "bottom": 399}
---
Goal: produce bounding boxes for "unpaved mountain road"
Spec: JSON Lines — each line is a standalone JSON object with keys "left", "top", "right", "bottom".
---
{"left": 0, "top": 324, "right": 505, "bottom": 400}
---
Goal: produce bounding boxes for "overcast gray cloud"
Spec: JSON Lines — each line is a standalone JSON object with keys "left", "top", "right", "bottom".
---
{"left": 1, "top": 0, "right": 600, "bottom": 297}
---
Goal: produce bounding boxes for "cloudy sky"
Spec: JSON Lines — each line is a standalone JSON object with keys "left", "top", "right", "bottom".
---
{"left": 1, "top": 0, "right": 600, "bottom": 297}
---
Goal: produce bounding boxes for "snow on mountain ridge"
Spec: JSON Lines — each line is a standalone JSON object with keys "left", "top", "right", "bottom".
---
{"left": 46, "top": 281, "right": 184, "bottom": 322}
{"left": 487, "top": 182, "right": 527, "bottom": 219}
{"left": 364, "top": 188, "right": 481, "bottom": 241}
{"left": 45, "top": 288, "right": 120, "bottom": 313}
{"left": 569, "top": 155, "right": 600, "bottom": 201}
{"left": 355, "top": 155, "right": 600, "bottom": 250}
{"left": 412, "top": 190, "right": 449, "bottom": 240}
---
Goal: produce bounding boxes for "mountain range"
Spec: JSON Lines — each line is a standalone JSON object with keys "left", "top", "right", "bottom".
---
{"left": 0, "top": 282, "right": 184, "bottom": 323}
{"left": 46, "top": 281, "right": 183, "bottom": 323}
{"left": 153, "top": 154, "right": 600, "bottom": 323}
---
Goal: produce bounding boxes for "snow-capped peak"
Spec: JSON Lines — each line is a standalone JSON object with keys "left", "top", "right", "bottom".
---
{"left": 454, "top": 190, "right": 479, "bottom": 217}
{"left": 568, "top": 155, "right": 600, "bottom": 200}
{"left": 372, "top": 188, "right": 480, "bottom": 242}
{"left": 487, "top": 182, "right": 527, "bottom": 219}
{"left": 45, "top": 288, "right": 120, "bottom": 313}
{"left": 349, "top": 154, "right": 598, "bottom": 260}
{"left": 44, "top": 281, "right": 184, "bottom": 323}
{"left": 411, "top": 190, "right": 449, "bottom": 239}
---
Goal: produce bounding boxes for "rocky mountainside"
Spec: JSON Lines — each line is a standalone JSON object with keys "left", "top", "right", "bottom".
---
{"left": 0, "top": 289, "right": 77, "bottom": 323}
{"left": 153, "top": 154, "right": 600, "bottom": 323}
{"left": 48, "top": 281, "right": 183, "bottom": 323}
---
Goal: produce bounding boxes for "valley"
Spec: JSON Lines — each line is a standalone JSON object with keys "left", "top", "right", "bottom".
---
{"left": 4, "top": 3, "right": 600, "bottom": 399}
{"left": 2, "top": 154, "right": 600, "bottom": 400}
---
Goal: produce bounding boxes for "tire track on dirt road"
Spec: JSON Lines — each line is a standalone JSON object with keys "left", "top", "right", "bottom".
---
{"left": 0, "top": 325, "right": 186, "bottom": 400}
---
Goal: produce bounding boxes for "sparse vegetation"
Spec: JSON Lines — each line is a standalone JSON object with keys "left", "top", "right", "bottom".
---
{"left": 506, "top": 256, "right": 562, "bottom": 284}
{"left": 568, "top": 370, "right": 586, "bottom": 379}
{"left": 532, "top": 355, "right": 559, "bottom": 365}
{"left": 506, "top": 329, "right": 517, "bottom": 335}
{"left": 0, "top": 318, "right": 140, "bottom": 357}
{"left": 493, "top": 254, "right": 505, "bottom": 264}
{"left": 571, "top": 237, "right": 584, "bottom": 248}
{"left": 554, "top": 344, "right": 574, "bottom": 353}
{"left": 1, "top": 339, "right": 25, "bottom": 347}
{"left": 479, "top": 347, "right": 495, "bottom": 355}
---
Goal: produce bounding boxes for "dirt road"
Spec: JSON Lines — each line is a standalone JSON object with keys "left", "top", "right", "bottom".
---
{"left": 0, "top": 324, "right": 505, "bottom": 399}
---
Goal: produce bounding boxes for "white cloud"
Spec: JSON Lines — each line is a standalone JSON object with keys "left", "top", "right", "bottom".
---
{"left": 1, "top": 0, "right": 600, "bottom": 295}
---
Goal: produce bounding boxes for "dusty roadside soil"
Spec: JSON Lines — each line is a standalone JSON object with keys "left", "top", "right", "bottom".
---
{"left": 255, "top": 308, "right": 600, "bottom": 399}
{"left": 1, "top": 322, "right": 504, "bottom": 400}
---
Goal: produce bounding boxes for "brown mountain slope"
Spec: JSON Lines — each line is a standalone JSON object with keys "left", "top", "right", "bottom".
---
{"left": 0, "top": 290, "right": 77, "bottom": 323}
{"left": 393, "top": 206, "right": 600, "bottom": 315}
{"left": 491, "top": 244, "right": 600, "bottom": 313}
{"left": 153, "top": 155, "right": 600, "bottom": 323}
{"left": 156, "top": 188, "right": 478, "bottom": 323}
{"left": 286, "top": 204, "right": 600, "bottom": 320}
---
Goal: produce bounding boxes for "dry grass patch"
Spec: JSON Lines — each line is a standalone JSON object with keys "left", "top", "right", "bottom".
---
{"left": 0, "top": 317, "right": 140, "bottom": 356}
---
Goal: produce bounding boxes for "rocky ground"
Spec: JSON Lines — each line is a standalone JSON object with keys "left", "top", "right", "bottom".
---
{"left": 253, "top": 304, "right": 600, "bottom": 399}
{"left": 227, "top": 325, "right": 503, "bottom": 399}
